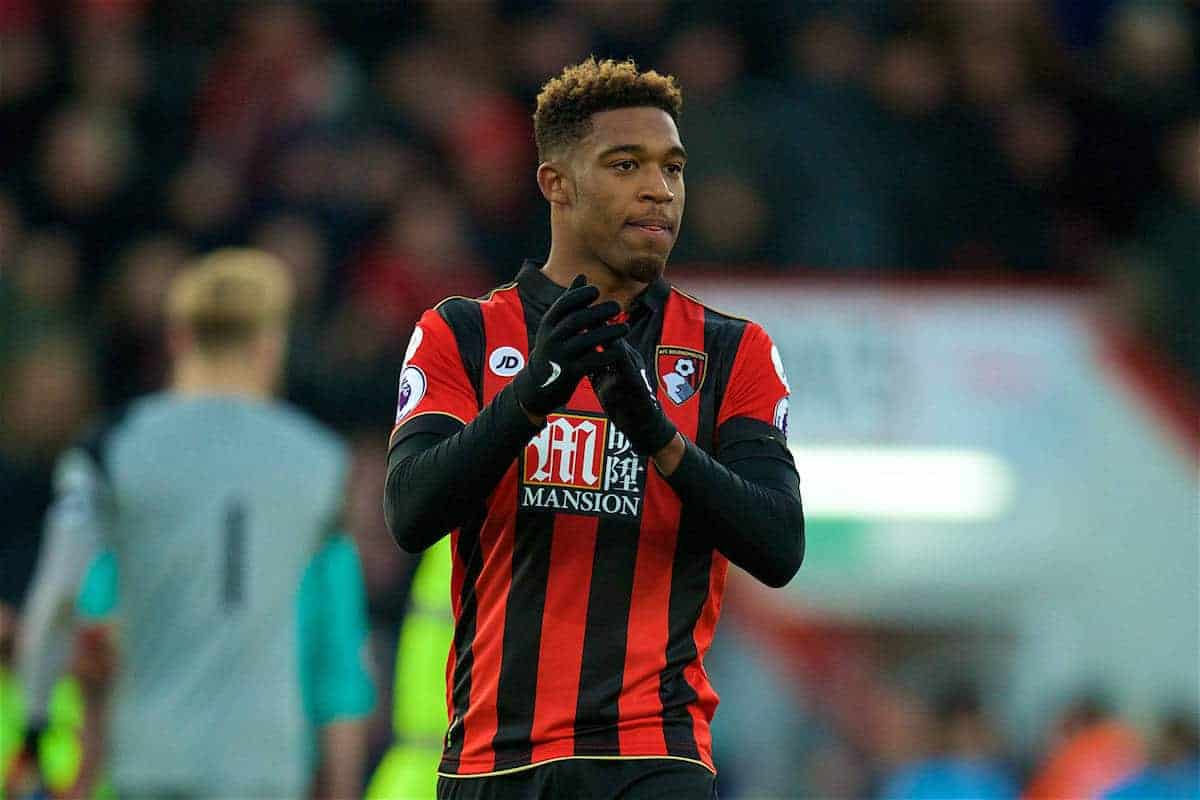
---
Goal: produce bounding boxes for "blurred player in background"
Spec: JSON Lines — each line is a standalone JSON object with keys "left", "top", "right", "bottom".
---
{"left": 365, "top": 536, "right": 454, "bottom": 800}
{"left": 384, "top": 58, "right": 804, "bottom": 799}
{"left": 7, "top": 537, "right": 374, "bottom": 799}
{"left": 11, "top": 250, "right": 372, "bottom": 800}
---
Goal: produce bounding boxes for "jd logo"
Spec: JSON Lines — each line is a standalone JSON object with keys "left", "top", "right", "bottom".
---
{"left": 489, "top": 346, "right": 525, "bottom": 377}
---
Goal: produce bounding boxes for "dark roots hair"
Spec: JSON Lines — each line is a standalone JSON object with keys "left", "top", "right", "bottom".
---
{"left": 533, "top": 57, "right": 682, "bottom": 162}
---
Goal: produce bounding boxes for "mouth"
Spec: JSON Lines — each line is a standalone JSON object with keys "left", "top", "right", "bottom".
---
{"left": 625, "top": 218, "right": 674, "bottom": 240}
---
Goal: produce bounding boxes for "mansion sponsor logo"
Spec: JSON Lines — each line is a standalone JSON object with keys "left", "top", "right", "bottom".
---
{"left": 520, "top": 486, "right": 641, "bottom": 516}
{"left": 520, "top": 413, "right": 646, "bottom": 518}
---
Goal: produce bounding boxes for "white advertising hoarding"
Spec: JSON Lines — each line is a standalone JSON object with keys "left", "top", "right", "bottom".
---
{"left": 682, "top": 276, "right": 1199, "bottom": 725}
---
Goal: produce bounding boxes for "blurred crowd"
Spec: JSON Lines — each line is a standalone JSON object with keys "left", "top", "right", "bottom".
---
{"left": 707, "top": 675, "right": 1198, "bottom": 799}
{"left": 805, "top": 686, "right": 1199, "bottom": 800}
{"left": 1, "top": 0, "right": 1197, "bottom": 792}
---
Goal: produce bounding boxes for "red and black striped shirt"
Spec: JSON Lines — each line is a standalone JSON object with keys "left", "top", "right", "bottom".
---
{"left": 387, "top": 263, "right": 795, "bottom": 777}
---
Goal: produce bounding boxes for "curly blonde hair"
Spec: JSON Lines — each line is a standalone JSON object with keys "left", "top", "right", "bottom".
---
{"left": 533, "top": 57, "right": 682, "bottom": 162}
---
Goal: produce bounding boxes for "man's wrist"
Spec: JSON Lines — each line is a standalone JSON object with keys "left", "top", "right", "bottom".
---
{"left": 519, "top": 399, "right": 547, "bottom": 426}
{"left": 504, "top": 382, "right": 548, "bottom": 429}
{"left": 651, "top": 433, "right": 686, "bottom": 476}
{"left": 513, "top": 366, "right": 565, "bottom": 423}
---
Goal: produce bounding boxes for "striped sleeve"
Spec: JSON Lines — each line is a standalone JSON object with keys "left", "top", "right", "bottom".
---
{"left": 389, "top": 307, "right": 479, "bottom": 452}
{"left": 716, "top": 322, "right": 790, "bottom": 434}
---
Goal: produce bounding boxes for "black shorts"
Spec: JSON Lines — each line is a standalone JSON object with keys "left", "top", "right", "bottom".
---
{"left": 436, "top": 758, "right": 718, "bottom": 800}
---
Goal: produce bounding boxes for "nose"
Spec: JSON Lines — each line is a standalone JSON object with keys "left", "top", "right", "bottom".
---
{"left": 638, "top": 170, "right": 675, "bottom": 204}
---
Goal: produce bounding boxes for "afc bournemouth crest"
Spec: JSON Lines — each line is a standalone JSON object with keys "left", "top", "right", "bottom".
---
{"left": 656, "top": 346, "right": 707, "bottom": 405}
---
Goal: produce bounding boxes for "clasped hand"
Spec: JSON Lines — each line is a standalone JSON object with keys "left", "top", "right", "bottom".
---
{"left": 513, "top": 275, "right": 677, "bottom": 458}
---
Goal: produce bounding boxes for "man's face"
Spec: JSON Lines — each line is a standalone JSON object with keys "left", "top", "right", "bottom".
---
{"left": 564, "top": 107, "right": 686, "bottom": 284}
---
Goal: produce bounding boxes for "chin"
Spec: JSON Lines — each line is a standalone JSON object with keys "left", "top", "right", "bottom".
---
{"left": 626, "top": 255, "right": 667, "bottom": 284}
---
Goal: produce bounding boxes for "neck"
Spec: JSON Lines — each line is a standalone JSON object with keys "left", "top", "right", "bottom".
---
{"left": 171, "top": 355, "right": 274, "bottom": 401}
{"left": 542, "top": 240, "right": 650, "bottom": 310}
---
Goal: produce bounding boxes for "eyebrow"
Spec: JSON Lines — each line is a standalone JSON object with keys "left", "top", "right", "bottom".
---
{"left": 596, "top": 143, "right": 688, "bottom": 161}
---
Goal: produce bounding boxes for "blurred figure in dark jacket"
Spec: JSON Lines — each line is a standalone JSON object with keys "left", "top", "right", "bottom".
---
{"left": 880, "top": 684, "right": 1017, "bottom": 800}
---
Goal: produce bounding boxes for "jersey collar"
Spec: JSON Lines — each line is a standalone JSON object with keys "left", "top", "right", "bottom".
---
{"left": 516, "top": 259, "right": 670, "bottom": 321}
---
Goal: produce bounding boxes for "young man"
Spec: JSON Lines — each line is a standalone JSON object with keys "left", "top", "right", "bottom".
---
{"left": 385, "top": 58, "right": 804, "bottom": 799}
{"left": 14, "top": 250, "right": 372, "bottom": 800}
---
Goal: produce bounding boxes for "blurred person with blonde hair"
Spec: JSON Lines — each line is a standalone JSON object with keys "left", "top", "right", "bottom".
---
{"left": 12, "top": 249, "right": 373, "bottom": 800}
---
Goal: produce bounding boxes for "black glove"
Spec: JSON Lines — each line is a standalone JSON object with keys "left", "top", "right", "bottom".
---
{"left": 513, "top": 275, "right": 629, "bottom": 416}
{"left": 590, "top": 339, "right": 678, "bottom": 457}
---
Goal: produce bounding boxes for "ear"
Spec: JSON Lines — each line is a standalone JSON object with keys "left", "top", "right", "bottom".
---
{"left": 537, "top": 161, "right": 573, "bottom": 207}
{"left": 263, "top": 326, "right": 288, "bottom": 362}
{"left": 166, "top": 323, "right": 190, "bottom": 360}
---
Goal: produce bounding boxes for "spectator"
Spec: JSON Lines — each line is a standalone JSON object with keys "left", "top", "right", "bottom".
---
{"left": 966, "top": 95, "right": 1078, "bottom": 271}
{"left": 661, "top": 23, "right": 779, "bottom": 264}
{"left": 1127, "top": 118, "right": 1200, "bottom": 379}
{"left": 776, "top": 11, "right": 895, "bottom": 268}
{"left": 0, "top": 334, "right": 97, "bottom": 606}
{"left": 27, "top": 103, "right": 141, "bottom": 274}
{"left": 69, "top": 11, "right": 147, "bottom": 110}
{"left": 94, "top": 234, "right": 190, "bottom": 408}
{"left": 195, "top": 2, "right": 360, "bottom": 172}
{"left": 1105, "top": 710, "right": 1200, "bottom": 800}
{"left": 0, "top": 3, "right": 54, "bottom": 175}
{"left": 166, "top": 156, "right": 246, "bottom": 248}
{"left": 349, "top": 185, "right": 493, "bottom": 336}
{"left": 880, "top": 684, "right": 1018, "bottom": 800}
{"left": 1102, "top": 0, "right": 1197, "bottom": 121}
{"left": 1025, "top": 694, "right": 1146, "bottom": 800}
{"left": 0, "top": 227, "right": 83, "bottom": 358}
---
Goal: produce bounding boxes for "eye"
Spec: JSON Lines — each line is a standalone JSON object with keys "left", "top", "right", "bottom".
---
{"left": 665, "top": 163, "right": 684, "bottom": 176}
{"left": 612, "top": 160, "right": 637, "bottom": 172}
